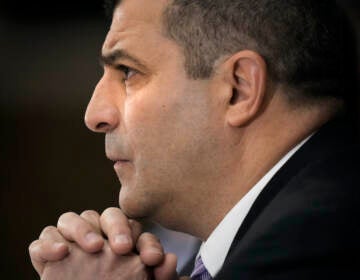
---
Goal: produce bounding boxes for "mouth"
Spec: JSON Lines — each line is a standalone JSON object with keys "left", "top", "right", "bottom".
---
{"left": 106, "top": 146, "right": 132, "bottom": 172}
{"left": 106, "top": 152, "right": 129, "bottom": 162}
{"left": 113, "top": 159, "right": 130, "bottom": 164}
{"left": 113, "top": 160, "right": 131, "bottom": 176}
{"left": 107, "top": 156, "right": 131, "bottom": 170}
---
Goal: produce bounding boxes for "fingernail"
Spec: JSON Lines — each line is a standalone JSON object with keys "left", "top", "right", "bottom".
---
{"left": 114, "top": 234, "right": 132, "bottom": 246}
{"left": 85, "top": 232, "right": 102, "bottom": 244}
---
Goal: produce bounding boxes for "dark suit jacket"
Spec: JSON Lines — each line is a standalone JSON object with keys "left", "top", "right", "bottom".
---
{"left": 215, "top": 115, "right": 360, "bottom": 279}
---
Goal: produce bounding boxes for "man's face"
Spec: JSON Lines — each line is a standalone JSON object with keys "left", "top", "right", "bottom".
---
{"left": 85, "top": 0, "right": 225, "bottom": 227}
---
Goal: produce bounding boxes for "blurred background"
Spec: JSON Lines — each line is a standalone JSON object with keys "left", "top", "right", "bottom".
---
{"left": 0, "top": 0, "right": 358, "bottom": 279}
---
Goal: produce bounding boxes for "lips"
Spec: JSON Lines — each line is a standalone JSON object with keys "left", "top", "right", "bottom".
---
{"left": 113, "top": 159, "right": 130, "bottom": 165}
{"left": 107, "top": 156, "right": 130, "bottom": 164}
{"left": 107, "top": 155, "right": 129, "bottom": 162}
{"left": 105, "top": 141, "right": 131, "bottom": 172}
{"left": 106, "top": 151, "right": 129, "bottom": 165}
{"left": 113, "top": 160, "right": 131, "bottom": 178}
{"left": 106, "top": 150, "right": 129, "bottom": 162}
{"left": 115, "top": 159, "right": 129, "bottom": 162}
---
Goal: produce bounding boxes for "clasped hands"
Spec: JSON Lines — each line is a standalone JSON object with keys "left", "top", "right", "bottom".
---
{"left": 29, "top": 207, "right": 187, "bottom": 280}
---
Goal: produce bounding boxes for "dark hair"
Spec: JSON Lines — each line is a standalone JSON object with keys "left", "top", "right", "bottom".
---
{"left": 104, "top": 0, "right": 355, "bottom": 102}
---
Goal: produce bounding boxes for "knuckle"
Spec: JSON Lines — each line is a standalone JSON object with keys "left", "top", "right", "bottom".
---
{"left": 100, "top": 208, "right": 132, "bottom": 236}
{"left": 28, "top": 240, "right": 39, "bottom": 252}
{"left": 100, "top": 211, "right": 119, "bottom": 227}
{"left": 39, "top": 225, "right": 57, "bottom": 239}
{"left": 28, "top": 240, "right": 42, "bottom": 260}
{"left": 57, "top": 211, "right": 78, "bottom": 228}
{"left": 80, "top": 210, "right": 99, "bottom": 219}
{"left": 101, "top": 207, "right": 121, "bottom": 218}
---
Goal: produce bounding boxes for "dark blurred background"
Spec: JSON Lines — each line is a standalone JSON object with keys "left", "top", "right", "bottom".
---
{"left": 1, "top": 1, "right": 117, "bottom": 279}
{"left": 0, "top": 0, "right": 359, "bottom": 279}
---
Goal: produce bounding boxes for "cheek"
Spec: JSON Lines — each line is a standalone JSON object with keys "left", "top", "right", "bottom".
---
{"left": 123, "top": 96, "right": 172, "bottom": 157}
{"left": 122, "top": 83, "right": 221, "bottom": 171}
{"left": 123, "top": 89, "right": 167, "bottom": 124}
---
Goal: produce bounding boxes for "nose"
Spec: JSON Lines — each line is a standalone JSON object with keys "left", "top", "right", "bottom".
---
{"left": 84, "top": 76, "right": 119, "bottom": 133}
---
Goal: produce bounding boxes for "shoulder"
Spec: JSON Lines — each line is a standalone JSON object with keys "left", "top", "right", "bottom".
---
{"left": 216, "top": 116, "right": 360, "bottom": 279}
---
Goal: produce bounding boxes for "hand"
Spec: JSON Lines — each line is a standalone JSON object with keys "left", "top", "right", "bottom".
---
{"left": 29, "top": 208, "right": 178, "bottom": 279}
{"left": 41, "top": 241, "right": 151, "bottom": 280}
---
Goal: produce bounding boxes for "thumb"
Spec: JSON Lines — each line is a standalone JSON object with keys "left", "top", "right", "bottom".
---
{"left": 153, "top": 253, "right": 178, "bottom": 280}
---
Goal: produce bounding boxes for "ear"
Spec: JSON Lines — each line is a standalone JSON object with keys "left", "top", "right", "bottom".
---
{"left": 224, "top": 50, "right": 267, "bottom": 127}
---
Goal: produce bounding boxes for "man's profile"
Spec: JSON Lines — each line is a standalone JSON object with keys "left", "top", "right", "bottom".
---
{"left": 29, "top": 0, "right": 359, "bottom": 279}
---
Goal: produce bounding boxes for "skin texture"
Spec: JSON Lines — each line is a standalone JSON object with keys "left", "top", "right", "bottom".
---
{"left": 41, "top": 242, "right": 150, "bottom": 280}
{"left": 30, "top": 0, "right": 338, "bottom": 278}
{"left": 29, "top": 208, "right": 179, "bottom": 280}
{"left": 85, "top": 0, "right": 231, "bottom": 236}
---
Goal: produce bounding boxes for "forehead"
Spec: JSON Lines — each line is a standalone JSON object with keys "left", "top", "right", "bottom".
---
{"left": 114, "top": 0, "right": 168, "bottom": 26}
{"left": 103, "top": 0, "right": 169, "bottom": 54}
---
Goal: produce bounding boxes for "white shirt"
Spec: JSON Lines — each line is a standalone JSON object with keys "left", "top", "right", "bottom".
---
{"left": 199, "top": 136, "right": 311, "bottom": 277}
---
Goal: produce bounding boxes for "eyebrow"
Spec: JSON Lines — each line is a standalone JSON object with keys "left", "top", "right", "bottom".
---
{"left": 99, "top": 49, "right": 147, "bottom": 70}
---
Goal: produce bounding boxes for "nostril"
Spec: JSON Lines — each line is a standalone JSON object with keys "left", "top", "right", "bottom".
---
{"left": 96, "top": 122, "right": 108, "bottom": 130}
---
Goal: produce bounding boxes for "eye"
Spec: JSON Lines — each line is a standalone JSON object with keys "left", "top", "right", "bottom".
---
{"left": 116, "top": 64, "right": 137, "bottom": 82}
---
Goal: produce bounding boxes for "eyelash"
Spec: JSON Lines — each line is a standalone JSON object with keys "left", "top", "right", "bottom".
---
{"left": 116, "top": 64, "right": 137, "bottom": 82}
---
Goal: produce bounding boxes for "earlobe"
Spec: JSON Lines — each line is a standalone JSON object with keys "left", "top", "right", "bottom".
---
{"left": 225, "top": 50, "right": 267, "bottom": 127}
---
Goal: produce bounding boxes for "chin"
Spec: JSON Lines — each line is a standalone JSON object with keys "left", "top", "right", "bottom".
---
{"left": 119, "top": 190, "right": 150, "bottom": 219}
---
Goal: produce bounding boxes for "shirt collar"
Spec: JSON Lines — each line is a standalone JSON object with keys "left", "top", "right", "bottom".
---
{"left": 199, "top": 135, "right": 312, "bottom": 277}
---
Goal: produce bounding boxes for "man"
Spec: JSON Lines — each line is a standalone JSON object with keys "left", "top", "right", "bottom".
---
{"left": 29, "top": 0, "right": 359, "bottom": 279}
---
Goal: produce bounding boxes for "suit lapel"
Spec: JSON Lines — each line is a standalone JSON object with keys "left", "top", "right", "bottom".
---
{"left": 226, "top": 115, "right": 354, "bottom": 259}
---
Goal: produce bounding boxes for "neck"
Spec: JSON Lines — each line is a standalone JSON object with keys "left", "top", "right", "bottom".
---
{"left": 182, "top": 95, "right": 339, "bottom": 240}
